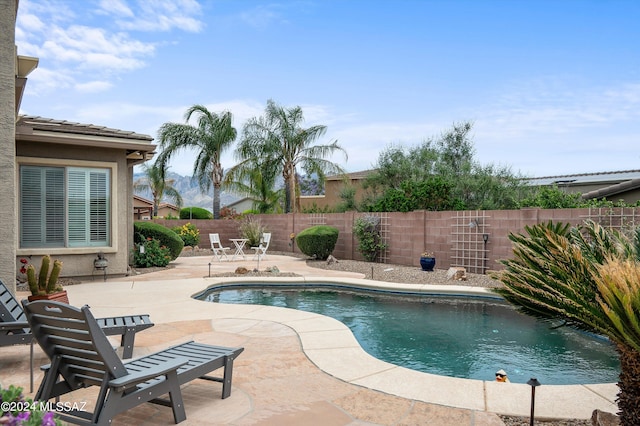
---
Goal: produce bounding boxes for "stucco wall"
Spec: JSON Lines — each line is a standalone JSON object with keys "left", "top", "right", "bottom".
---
{"left": 0, "top": 0, "right": 17, "bottom": 292}
{"left": 16, "top": 141, "right": 132, "bottom": 278}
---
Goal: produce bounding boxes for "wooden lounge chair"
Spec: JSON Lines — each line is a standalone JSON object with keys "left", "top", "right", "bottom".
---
{"left": 1, "top": 279, "right": 154, "bottom": 391}
{"left": 23, "top": 300, "right": 244, "bottom": 425}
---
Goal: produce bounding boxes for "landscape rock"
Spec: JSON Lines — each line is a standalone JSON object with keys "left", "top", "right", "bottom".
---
{"left": 446, "top": 267, "right": 467, "bottom": 281}
{"left": 591, "top": 409, "right": 619, "bottom": 426}
{"left": 234, "top": 267, "right": 249, "bottom": 274}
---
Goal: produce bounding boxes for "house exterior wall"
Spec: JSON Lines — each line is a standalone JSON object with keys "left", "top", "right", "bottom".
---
{"left": 16, "top": 141, "right": 132, "bottom": 278}
{"left": 154, "top": 206, "right": 640, "bottom": 274}
{"left": 133, "top": 196, "right": 153, "bottom": 220}
{"left": 299, "top": 176, "right": 370, "bottom": 211}
{"left": 0, "top": 0, "right": 17, "bottom": 292}
{"left": 157, "top": 205, "right": 179, "bottom": 218}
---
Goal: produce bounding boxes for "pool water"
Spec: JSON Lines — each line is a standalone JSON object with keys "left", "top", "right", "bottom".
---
{"left": 199, "top": 286, "right": 620, "bottom": 385}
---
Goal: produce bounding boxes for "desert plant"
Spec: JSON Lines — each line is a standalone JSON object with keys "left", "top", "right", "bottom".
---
{"left": 172, "top": 222, "right": 200, "bottom": 247}
{"left": 238, "top": 216, "right": 266, "bottom": 247}
{"left": 353, "top": 215, "right": 387, "bottom": 262}
{"left": 26, "top": 255, "right": 63, "bottom": 296}
{"left": 133, "top": 222, "right": 184, "bottom": 260}
{"left": 179, "top": 206, "right": 213, "bottom": 219}
{"left": 296, "top": 225, "right": 339, "bottom": 260}
{"left": 494, "top": 220, "right": 640, "bottom": 424}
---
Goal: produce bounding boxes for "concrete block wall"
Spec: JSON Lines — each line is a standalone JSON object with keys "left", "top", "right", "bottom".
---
{"left": 153, "top": 207, "right": 640, "bottom": 274}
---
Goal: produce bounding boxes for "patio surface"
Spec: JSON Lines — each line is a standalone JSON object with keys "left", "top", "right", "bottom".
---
{"left": 1, "top": 254, "right": 619, "bottom": 425}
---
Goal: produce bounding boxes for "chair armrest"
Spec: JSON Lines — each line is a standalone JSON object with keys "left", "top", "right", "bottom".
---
{"left": 0, "top": 321, "right": 30, "bottom": 332}
{"left": 109, "top": 357, "right": 188, "bottom": 392}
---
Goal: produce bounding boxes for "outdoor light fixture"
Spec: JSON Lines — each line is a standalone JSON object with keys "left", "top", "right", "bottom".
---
{"left": 527, "top": 378, "right": 541, "bottom": 426}
{"left": 482, "top": 233, "right": 489, "bottom": 243}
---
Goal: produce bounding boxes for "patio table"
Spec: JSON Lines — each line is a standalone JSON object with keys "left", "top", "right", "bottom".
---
{"left": 230, "top": 238, "right": 249, "bottom": 260}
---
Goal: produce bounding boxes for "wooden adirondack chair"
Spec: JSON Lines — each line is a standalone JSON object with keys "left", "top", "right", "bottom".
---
{"left": 1, "top": 279, "right": 154, "bottom": 391}
{"left": 23, "top": 299, "right": 244, "bottom": 425}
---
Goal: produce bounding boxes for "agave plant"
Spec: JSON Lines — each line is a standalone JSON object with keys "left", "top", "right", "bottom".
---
{"left": 493, "top": 220, "right": 640, "bottom": 425}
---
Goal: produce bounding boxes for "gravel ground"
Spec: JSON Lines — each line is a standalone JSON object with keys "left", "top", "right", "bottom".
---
{"left": 303, "top": 256, "right": 504, "bottom": 288}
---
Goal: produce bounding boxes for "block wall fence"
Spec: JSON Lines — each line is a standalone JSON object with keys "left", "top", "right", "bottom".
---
{"left": 153, "top": 207, "right": 640, "bottom": 274}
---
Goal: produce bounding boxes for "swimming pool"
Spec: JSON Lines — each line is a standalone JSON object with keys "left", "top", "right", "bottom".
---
{"left": 197, "top": 283, "right": 619, "bottom": 385}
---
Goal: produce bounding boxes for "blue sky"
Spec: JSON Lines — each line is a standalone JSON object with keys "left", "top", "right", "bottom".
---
{"left": 16, "top": 0, "right": 640, "bottom": 178}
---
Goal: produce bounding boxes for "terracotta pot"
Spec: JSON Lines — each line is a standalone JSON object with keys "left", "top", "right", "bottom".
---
{"left": 27, "top": 290, "right": 69, "bottom": 304}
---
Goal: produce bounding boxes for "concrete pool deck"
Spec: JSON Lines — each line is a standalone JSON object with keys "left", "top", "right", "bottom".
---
{"left": 2, "top": 254, "right": 619, "bottom": 425}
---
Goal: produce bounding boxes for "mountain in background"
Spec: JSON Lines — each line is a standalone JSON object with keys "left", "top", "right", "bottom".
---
{"left": 133, "top": 171, "right": 240, "bottom": 212}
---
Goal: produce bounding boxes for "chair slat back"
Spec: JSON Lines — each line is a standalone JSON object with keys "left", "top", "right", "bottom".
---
{"left": 0, "top": 279, "right": 28, "bottom": 325}
{"left": 262, "top": 233, "right": 271, "bottom": 247}
{"left": 23, "top": 300, "right": 128, "bottom": 389}
{"left": 210, "top": 233, "right": 223, "bottom": 248}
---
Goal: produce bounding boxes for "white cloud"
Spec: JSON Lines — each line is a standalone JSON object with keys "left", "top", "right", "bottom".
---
{"left": 15, "top": 0, "right": 202, "bottom": 97}
{"left": 101, "top": 0, "right": 204, "bottom": 32}
{"left": 23, "top": 67, "right": 75, "bottom": 94}
{"left": 75, "top": 80, "right": 113, "bottom": 93}
{"left": 98, "top": 0, "right": 134, "bottom": 18}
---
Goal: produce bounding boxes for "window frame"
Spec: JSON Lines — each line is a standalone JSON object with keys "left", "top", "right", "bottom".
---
{"left": 17, "top": 157, "right": 118, "bottom": 255}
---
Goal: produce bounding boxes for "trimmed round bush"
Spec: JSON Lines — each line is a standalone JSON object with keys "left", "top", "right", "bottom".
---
{"left": 133, "top": 221, "right": 184, "bottom": 260}
{"left": 179, "top": 207, "right": 212, "bottom": 219}
{"left": 296, "top": 226, "right": 339, "bottom": 260}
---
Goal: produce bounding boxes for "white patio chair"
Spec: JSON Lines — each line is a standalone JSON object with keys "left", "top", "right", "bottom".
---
{"left": 209, "top": 233, "right": 230, "bottom": 261}
{"left": 251, "top": 232, "right": 271, "bottom": 260}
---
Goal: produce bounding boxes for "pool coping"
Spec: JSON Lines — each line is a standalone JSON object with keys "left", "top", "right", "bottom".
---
{"left": 194, "top": 276, "right": 620, "bottom": 419}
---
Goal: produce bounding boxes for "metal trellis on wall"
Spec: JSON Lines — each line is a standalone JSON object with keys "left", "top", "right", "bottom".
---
{"left": 451, "top": 211, "right": 491, "bottom": 274}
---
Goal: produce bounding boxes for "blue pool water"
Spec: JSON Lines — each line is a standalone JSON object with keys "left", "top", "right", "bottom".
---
{"left": 197, "top": 284, "right": 620, "bottom": 385}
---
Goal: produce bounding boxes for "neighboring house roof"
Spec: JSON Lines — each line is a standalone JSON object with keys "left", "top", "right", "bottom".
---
{"left": 524, "top": 170, "right": 640, "bottom": 186}
{"left": 582, "top": 178, "right": 640, "bottom": 200}
{"left": 159, "top": 202, "right": 179, "bottom": 211}
{"left": 326, "top": 169, "right": 375, "bottom": 181}
{"left": 16, "top": 115, "right": 155, "bottom": 165}
{"left": 524, "top": 169, "right": 640, "bottom": 201}
{"left": 133, "top": 195, "right": 153, "bottom": 206}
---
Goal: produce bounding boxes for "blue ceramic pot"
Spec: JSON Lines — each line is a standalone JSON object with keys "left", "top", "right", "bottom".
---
{"left": 419, "top": 257, "right": 436, "bottom": 271}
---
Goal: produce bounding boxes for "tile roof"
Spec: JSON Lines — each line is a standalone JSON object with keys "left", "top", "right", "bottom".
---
{"left": 18, "top": 115, "right": 153, "bottom": 141}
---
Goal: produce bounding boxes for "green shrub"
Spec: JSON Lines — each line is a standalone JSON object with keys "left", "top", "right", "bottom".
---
{"left": 133, "top": 237, "right": 172, "bottom": 267}
{"left": 172, "top": 222, "right": 200, "bottom": 247}
{"left": 296, "top": 225, "right": 339, "bottom": 260}
{"left": 179, "top": 207, "right": 212, "bottom": 219}
{"left": 1, "top": 384, "right": 63, "bottom": 425}
{"left": 238, "top": 216, "right": 266, "bottom": 247}
{"left": 133, "top": 221, "right": 184, "bottom": 260}
{"left": 353, "top": 215, "right": 387, "bottom": 262}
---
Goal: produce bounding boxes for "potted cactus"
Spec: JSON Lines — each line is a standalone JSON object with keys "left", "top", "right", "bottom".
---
{"left": 26, "top": 255, "right": 68, "bottom": 304}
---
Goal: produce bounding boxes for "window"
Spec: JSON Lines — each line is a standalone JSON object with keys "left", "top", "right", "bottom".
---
{"left": 20, "top": 165, "right": 111, "bottom": 248}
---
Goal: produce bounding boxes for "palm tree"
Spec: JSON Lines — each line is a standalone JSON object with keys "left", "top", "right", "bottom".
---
{"left": 133, "top": 163, "right": 183, "bottom": 217}
{"left": 224, "top": 164, "right": 283, "bottom": 214}
{"left": 494, "top": 220, "right": 640, "bottom": 425}
{"left": 156, "top": 105, "right": 237, "bottom": 219}
{"left": 233, "top": 99, "right": 347, "bottom": 213}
